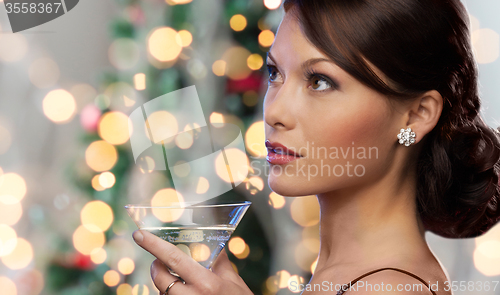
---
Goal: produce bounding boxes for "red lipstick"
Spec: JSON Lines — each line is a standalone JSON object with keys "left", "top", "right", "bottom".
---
{"left": 265, "top": 140, "right": 303, "bottom": 165}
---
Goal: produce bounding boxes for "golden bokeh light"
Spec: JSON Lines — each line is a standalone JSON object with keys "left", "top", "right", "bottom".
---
{"left": 132, "top": 284, "right": 150, "bottom": 295}
{"left": 134, "top": 73, "right": 146, "bottom": 91}
{"left": 215, "top": 148, "right": 250, "bottom": 184}
{"left": 276, "top": 270, "right": 291, "bottom": 289}
{"left": 473, "top": 240, "right": 500, "bottom": 276}
{"left": 247, "top": 53, "right": 264, "bottom": 70}
{"left": 167, "top": 0, "right": 192, "bottom": 4}
{"left": 311, "top": 257, "right": 318, "bottom": 274}
{"left": 148, "top": 27, "right": 182, "bottom": 62}
{"left": 234, "top": 244, "right": 250, "bottom": 259}
{"left": 196, "top": 177, "right": 209, "bottom": 194}
{"left": 190, "top": 243, "right": 210, "bottom": 262}
{"left": 117, "top": 283, "right": 133, "bottom": 295}
{"left": 13, "top": 269, "right": 44, "bottom": 295}
{"left": 290, "top": 196, "right": 320, "bottom": 227}
{"left": 28, "top": 57, "right": 60, "bottom": 89}
{"left": 85, "top": 140, "right": 118, "bottom": 172}
{"left": 1, "top": 238, "right": 33, "bottom": 270}
{"left": 151, "top": 188, "right": 185, "bottom": 222}
{"left": 0, "top": 276, "right": 17, "bottom": 295}
{"left": 210, "top": 112, "right": 224, "bottom": 125}
{"left": 0, "top": 224, "right": 17, "bottom": 257}
{"left": 0, "top": 173, "right": 27, "bottom": 203}
{"left": 228, "top": 237, "right": 246, "bottom": 255}
{"left": 42, "top": 89, "right": 77, "bottom": 123}
{"left": 264, "top": 0, "right": 282, "bottom": 10}
{"left": 138, "top": 156, "right": 156, "bottom": 174}
{"left": 222, "top": 46, "right": 252, "bottom": 80}
{"left": 81, "top": 200, "right": 114, "bottom": 233}
{"left": 258, "top": 30, "right": 275, "bottom": 47}
{"left": 246, "top": 176, "right": 264, "bottom": 195}
{"left": 0, "top": 196, "right": 22, "bottom": 225}
{"left": 472, "top": 28, "right": 499, "bottom": 64}
{"left": 145, "top": 111, "right": 178, "bottom": 143}
{"left": 175, "top": 132, "right": 194, "bottom": 149}
{"left": 176, "top": 30, "right": 193, "bottom": 47}
{"left": 266, "top": 275, "right": 279, "bottom": 293}
{"left": 230, "top": 14, "right": 247, "bottom": 32}
{"left": 0, "top": 33, "right": 28, "bottom": 63}
{"left": 0, "top": 125, "right": 12, "bottom": 155}
{"left": 269, "top": 192, "right": 285, "bottom": 209}
{"left": 73, "top": 225, "right": 106, "bottom": 255}
{"left": 288, "top": 275, "right": 304, "bottom": 293}
{"left": 245, "top": 121, "right": 266, "bottom": 157}
{"left": 90, "top": 247, "right": 107, "bottom": 264}
{"left": 295, "top": 240, "right": 319, "bottom": 271}
{"left": 99, "top": 172, "right": 116, "bottom": 189}
{"left": 118, "top": 257, "right": 135, "bottom": 275}
{"left": 98, "top": 111, "right": 131, "bottom": 145}
{"left": 103, "top": 270, "right": 120, "bottom": 287}
{"left": 212, "top": 60, "right": 226, "bottom": 76}
{"left": 91, "top": 175, "right": 106, "bottom": 191}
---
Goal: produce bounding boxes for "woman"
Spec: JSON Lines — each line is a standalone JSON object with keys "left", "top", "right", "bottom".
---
{"left": 132, "top": 0, "right": 500, "bottom": 294}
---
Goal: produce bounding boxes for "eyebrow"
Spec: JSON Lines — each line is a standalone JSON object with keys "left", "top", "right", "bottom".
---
{"left": 266, "top": 51, "right": 334, "bottom": 72}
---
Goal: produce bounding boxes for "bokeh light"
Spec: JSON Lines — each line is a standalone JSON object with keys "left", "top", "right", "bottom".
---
{"left": 215, "top": 148, "right": 250, "bottom": 184}
{"left": 85, "top": 140, "right": 118, "bottom": 172}
{"left": 276, "top": 270, "right": 291, "bottom": 289}
{"left": 1, "top": 238, "right": 33, "bottom": 269}
{"left": 118, "top": 257, "right": 135, "bottom": 275}
{"left": 109, "top": 38, "right": 140, "bottom": 70}
{"left": 230, "top": 14, "right": 247, "bottom": 31}
{"left": 311, "top": 257, "right": 318, "bottom": 274}
{"left": 98, "top": 111, "right": 131, "bottom": 145}
{"left": 173, "top": 160, "right": 190, "bottom": 177}
{"left": 246, "top": 176, "right": 264, "bottom": 195}
{"left": 0, "top": 277, "right": 17, "bottom": 295}
{"left": 73, "top": 225, "right": 106, "bottom": 255}
{"left": 0, "top": 196, "right": 22, "bottom": 225}
{"left": 117, "top": 284, "right": 133, "bottom": 295}
{"left": 90, "top": 247, "right": 107, "bottom": 264}
{"left": 42, "top": 89, "right": 77, "bottom": 123}
{"left": 264, "top": 0, "right": 282, "bottom": 10}
{"left": 0, "top": 173, "right": 27, "bottom": 203}
{"left": 288, "top": 275, "right": 304, "bottom": 293}
{"left": 103, "top": 270, "right": 120, "bottom": 287}
{"left": 0, "top": 34, "right": 28, "bottom": 62}
{"left": 228, "top": 237, "right": 246, "bottom": 255}
{"left": 212, "top": 60, "right": 226, "bottom": 76}
{"left": 258, "top": 30, "right": 275, "bottom": 47}
{"left": 28, "top": 57, "right": 60, "bottom": 88}
{"left": 91, "top": 175, "right": 106, "bottom": 191}
{"left": 132, "top": 284, "right": 150, "bottom": 295}
{"left": 148, "top": 27, "right": 182, "bottom": 62}
{"left": 0, "top": 125, "right": 11, "bottom": 155}
{"left": 247, "top": 53, "right": 264, "bottom": 70}
{"left": 210, "top": 112, "right": 224, "bottom": 125}
{"left": 290, "top": 196, "right": 320, "bottom": 227}
{"left": 473, "top": 240, "right": 500, "bottom": 276}
{"left": 472, "top": 28, "right": 499, "bottom": 64}
{"left": 175, "top": 131, "right": 194, "bottom": 149}
{"left": 134, "top": 73, "right": 146, "bottom": 91}
{"left": 196, "top": 177, "right": 209, "bottom": 194}
{"left": 81, "top": 200, "right": 114, "bottom": 233}
{"left": 245, "top": 121, "right": 266, "bottom": 157}
{"left": 190, "top": 243, "right": 210, "bottom": 262}
{"left": 145, "top": 111, "right": 178, "bottom": 143}
{"left": 176, "top": 30, "right": 193, "bottom": 47}
{"left": 0, "top": 224, "right": 17, "bottom": 257}
{"left": 15, "top": 269, "right": 44, "bottom": 295}
{"left": 99, "top": 171, "right": 116, "bottom": 189}
{"left": 151, "top": 189, "right": 185, "bottom": 222}
{"left": 269, "top": 192, "right": 285, "bottom": 209}
{"left": 222, "top": 46, "right": 252, "bottom": 80}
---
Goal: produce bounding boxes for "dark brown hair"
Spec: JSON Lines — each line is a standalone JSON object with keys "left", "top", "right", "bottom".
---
{"left": 283, "top": 0, "right": 500, "bottom": 238}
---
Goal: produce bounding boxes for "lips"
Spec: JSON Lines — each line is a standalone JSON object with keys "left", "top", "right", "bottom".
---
{"left": 265, "top": 140, "right": 303, "bottom": 165}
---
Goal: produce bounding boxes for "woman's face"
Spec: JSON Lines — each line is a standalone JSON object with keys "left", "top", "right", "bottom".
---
{"left": 264, "top": 11, "right": 405, "bottom": 196}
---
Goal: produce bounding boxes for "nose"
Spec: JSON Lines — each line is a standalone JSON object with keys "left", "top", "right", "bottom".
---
{"left": 263, "top": 83, "right": 297, "bottom": 131}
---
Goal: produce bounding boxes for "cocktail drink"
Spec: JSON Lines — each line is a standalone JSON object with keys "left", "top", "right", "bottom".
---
{"left": 125, "top": 201, "right": 251, "bottom": 275}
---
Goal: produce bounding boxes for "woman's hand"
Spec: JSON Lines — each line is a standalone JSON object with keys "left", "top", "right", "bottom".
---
{"left": 132, "top": 230, "right": 254, "bottom": 295}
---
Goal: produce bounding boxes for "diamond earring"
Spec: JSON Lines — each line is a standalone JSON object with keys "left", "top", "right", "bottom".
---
{"left": 397, "top": 127, "right": 416, "bottom": 146}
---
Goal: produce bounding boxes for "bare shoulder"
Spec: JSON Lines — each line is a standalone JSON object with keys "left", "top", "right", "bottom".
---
{"left": 343, "top": 269, "right": 441, "bottom": 295}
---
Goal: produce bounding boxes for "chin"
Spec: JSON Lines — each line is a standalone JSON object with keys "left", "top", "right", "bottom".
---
{"left": 267, "top": 174, "right": 316, "bottom": 197}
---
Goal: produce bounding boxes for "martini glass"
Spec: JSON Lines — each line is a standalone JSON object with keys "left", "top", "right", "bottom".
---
{"left": 125, "top": 201, "right": 251, "bottom": 278}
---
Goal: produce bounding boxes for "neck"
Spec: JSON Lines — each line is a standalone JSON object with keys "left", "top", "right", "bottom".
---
{"left": 314, "top": 164, "right": 428, "bottom": 273}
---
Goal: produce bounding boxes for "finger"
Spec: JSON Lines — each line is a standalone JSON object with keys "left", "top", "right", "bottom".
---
{"left": 133, "top": 230, "right": 217, "bottom": 284}
{"left": 150, "top": 259, "right": 191, "bottom": 295}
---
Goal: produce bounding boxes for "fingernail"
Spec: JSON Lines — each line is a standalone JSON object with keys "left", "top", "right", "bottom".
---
{"left": 133, "top": 230, "right": 143, "bottom": 244}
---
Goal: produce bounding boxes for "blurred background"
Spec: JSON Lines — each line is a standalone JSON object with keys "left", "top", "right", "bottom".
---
{"left": 0, "top": 0, "right": 499, "bottom": 294}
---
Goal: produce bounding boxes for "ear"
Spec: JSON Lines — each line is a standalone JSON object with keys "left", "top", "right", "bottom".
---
{"left": 405, "top": 90, "right": 443, "bottom": 144}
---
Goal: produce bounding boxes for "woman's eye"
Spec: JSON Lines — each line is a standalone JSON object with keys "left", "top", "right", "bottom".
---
{"left": 309, "top": 75, "right": 333, "bottom": 91}
{"left": 266, "top": 65, "right": 282, "bottom": 83}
